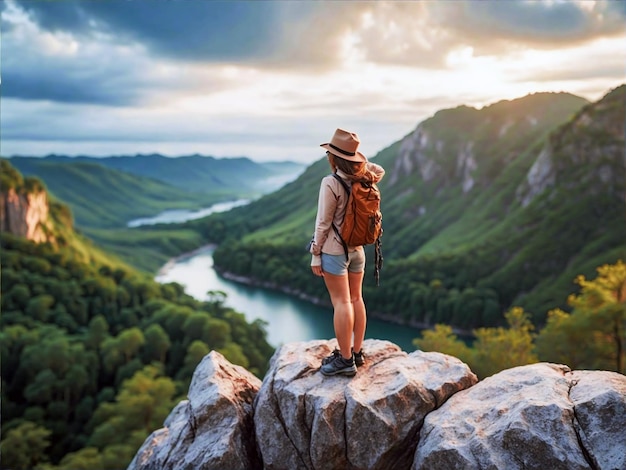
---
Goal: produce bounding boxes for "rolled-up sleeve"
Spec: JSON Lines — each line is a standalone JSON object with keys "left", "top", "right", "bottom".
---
{"left": 367, "top": 162, "right": 385, "bottom": 183}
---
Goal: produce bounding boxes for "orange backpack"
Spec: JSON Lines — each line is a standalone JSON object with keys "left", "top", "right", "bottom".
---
{"left": 331, "top": 174, "right": 384, "bottom": 285}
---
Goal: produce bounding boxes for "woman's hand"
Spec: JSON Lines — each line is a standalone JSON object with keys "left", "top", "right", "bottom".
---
{"left": 311, "top": 265, "right": 324, "bottom": 277}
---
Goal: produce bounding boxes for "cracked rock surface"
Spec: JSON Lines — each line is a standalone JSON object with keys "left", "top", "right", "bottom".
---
{"left": 412, "top": 363, "right": 626, "bottom": 470}
{"left": 569, "top": 370, "right": 626, "bottom": 470}
{"left": 254, "top": 339, "right": 478, "bottom": 470}
{"left": 128, "top": 351, "right": 262, "bottom": 470}
{"left": 129, "top": 343, "right": 625, "bottom": 470}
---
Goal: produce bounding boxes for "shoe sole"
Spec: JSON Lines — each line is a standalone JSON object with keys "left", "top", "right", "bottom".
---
{"left": 320, "top": 367, "right": 357, "bottom": 377}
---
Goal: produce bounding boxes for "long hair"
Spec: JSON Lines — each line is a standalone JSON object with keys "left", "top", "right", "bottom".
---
{"left": 327, "top": 152, "right": 373, "bottom": 182}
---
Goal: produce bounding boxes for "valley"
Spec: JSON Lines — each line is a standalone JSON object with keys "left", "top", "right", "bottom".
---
{"left": 1, "top": 85, "right": 624, "bottom": 470}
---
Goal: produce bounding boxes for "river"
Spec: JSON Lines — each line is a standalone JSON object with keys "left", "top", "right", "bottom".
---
{"left": 135, "top": 201, "right": 423, "bottom": 351}
{"left": 155, "top": 246, "right": 422, "bottom": 351}
{"left": 127, "top": 200, "right": 251, "bottom": 227}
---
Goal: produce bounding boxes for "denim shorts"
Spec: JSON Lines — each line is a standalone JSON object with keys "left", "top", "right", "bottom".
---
{"left": 321, "top": 250, "right": 365, "bottom": 276}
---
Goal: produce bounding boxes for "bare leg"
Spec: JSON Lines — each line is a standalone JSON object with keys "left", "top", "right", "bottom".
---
{"left": 349, "top": 270, "right": 366, "bottom": 353}
{"left": 323, "top": 272, "right": 354, "bottom": 359}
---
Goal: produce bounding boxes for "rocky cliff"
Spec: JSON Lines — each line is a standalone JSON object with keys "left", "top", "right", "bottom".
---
{"left": 387, "top": 92, "right": 588, "bottom": 191}
{"left": 0, "top": 186, "right": 54, "bottom": 243}
{"left": 516, "top": 85, "right": 626, "bottom": 207}
{"left": 129, "top": 339, "right": 626, "bottom": 470}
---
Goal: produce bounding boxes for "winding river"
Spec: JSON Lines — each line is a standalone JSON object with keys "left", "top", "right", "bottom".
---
{"left": 133, "top": 202, "right": 423, "bottom": 351}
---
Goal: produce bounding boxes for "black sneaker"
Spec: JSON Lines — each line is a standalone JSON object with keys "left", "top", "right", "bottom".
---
{"left": 320, "top": 353, "right": 357, "bottom": 377}
{"left": 322, "top": 349, "right": 341, "bottom": 366}
{"left": 353, "top": 348, "right": 365, "bottom": 367}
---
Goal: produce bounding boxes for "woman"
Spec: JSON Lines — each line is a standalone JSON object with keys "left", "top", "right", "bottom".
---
{"left": 309, "top": 128, "right": 385, "bottom": 376}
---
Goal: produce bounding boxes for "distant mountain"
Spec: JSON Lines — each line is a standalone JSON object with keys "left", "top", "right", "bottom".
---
{"left": 10, "top": 154, "right": 305, "bottom": 195}
{"left": 3, "top": 158, "right": 223, "bottom": 229}
{"left": 199, "top": 87, "right": 625, "bottom": 329}
{"left": 4, "top": 154, "right": 305, "bottom": 272}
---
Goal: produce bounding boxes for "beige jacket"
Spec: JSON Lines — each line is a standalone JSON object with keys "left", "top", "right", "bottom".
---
{"left": 310, "top": 162, "right": 385, "bottom": 266}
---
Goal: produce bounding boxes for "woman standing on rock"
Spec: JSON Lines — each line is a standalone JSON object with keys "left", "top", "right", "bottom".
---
{"left": 309, "top": 128, "right": 385, "bottom": 376}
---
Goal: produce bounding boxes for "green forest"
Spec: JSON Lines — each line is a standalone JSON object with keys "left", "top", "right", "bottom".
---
{"left": 415, "top": 259, "right": 626, "bottom": 379}
{"left": 0, "top": 232, "right": 274, "bottom": 469}
{"left": 1, "top": 163, "right": 274, "bottom": 469}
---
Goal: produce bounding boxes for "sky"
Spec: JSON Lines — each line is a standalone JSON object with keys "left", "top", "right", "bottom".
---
{"left": 1, "top": 0, "right": 625, "bottom": 163}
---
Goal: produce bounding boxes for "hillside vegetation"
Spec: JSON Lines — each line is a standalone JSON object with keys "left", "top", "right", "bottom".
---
{"left": 196, "top": 86, "right": 625, "bottom": 330}
{"left": 0, "top": 163, "right": 275, "bottom": 468}
{"left": 2, "top": 159, "right": 224, "bottom": 229}
{"left": 1, "top": 232, "right": 274, "bottom": 469}
{"left": 1, "top": 164, "right": 275, "bottom": 468}
{"left": 6, "top": 155, "right": 304, "bottom": 272}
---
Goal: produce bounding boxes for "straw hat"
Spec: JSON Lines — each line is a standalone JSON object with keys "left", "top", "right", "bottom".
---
{"left": 320, "top": 128, "right": 367, "bottom": 162}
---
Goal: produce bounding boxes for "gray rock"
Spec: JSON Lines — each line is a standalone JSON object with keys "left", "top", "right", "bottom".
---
{"left": 128, "top": 350, "right": 262, "bottom": 470}
{"left": 127, "top": 343, "right": 626, "bottom": 470}
{"left": 413, "top": 363, "right": 626, "bottom": 470}
{"left": 254, "top": 339, "right": 478, "bottom": 470}
{"left": 569, "top": 370, "right": 626, "bottom": 470}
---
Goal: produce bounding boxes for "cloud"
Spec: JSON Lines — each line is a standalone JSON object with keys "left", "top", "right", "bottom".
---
{"left": 4, "top": 0, "right": 624, "bottom": 106}
{"left": 1, "top": 1, "right": 624, "bottom": 162}
{"left": 1, "top": 1, "right": 245, "bottom": 106}
{"left": 511, "top": 46, "right": 626, "bottom": 84}
{"left": 352, "top": 1, "right": 626, "bottom": 67}
{"left": 11, "top": 1, "right": 623, "bottom": 72}
{"left": 6, "top": 0, "right": 346, "bottom": 66}
{"left": 1, "top": 0, "right": 362, "bottom": 107}
{"left": 440, "top": 1, "right": 625, "bottom": 46}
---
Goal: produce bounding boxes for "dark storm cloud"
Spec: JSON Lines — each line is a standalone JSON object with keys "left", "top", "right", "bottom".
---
{"left": 1, "top": 0, "right": 357, "bottom": 106}
{"left": 1, "top": 0, "right": 348, "bottom": 105}
{"left": 4, "top": 67, "right": 142, "bottom": 106}
{"left": 0, "top": 29, "right": 196, "bottom": 107}
{"left": 2, "top": 0, "right": 243, "bottom": 106}
{"left": 8, "top": 0, "right": 305, "bottom": 62}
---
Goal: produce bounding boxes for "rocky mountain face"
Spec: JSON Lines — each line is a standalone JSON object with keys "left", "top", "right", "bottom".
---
{"left": 516, "top": 85, "right": 626, "bottom": 208}
{"left": 0, "top": 188, "right": 51, "bottom": 243}
{"left": 387, "top": 92, "right": 587, "bottom": 194}
{"left": 0, "top": 161, "right": 55, "bottom": 244}
{"left": 379, "top": 87, "right": 624, "bottom": 257}
{"left": 387, "top": 86, "right": 626, "bottom": 318}
{"left": 129, "top": 341, "right": 626, "bottom": 470}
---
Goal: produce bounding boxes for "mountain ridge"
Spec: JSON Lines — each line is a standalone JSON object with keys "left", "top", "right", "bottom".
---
{"left": 204, "top": 85, "right": 625, "bottom": 329}
{"left": 7, "top": 153, "right": 305, "bottom": 195}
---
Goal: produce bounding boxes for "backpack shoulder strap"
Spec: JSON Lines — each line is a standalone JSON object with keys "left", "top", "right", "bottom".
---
{"left": 331, "top": 173, "right": 350, "bottom": 194}
{"left": 330, "top": 173, "right": 349, "bottom": 261}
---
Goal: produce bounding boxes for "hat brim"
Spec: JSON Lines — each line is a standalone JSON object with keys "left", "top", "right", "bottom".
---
{"left": 320, "top": 143, "right": 367, "bottom": 163}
